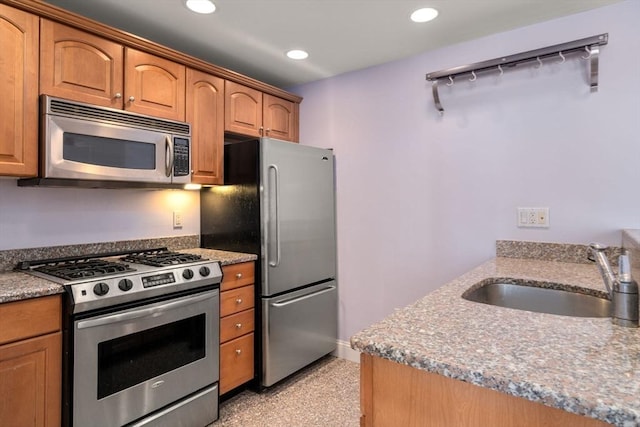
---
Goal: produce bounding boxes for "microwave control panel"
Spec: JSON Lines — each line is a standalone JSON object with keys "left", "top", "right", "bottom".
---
{"left": 173, "top": 137, "right": 190, "bottom": 177}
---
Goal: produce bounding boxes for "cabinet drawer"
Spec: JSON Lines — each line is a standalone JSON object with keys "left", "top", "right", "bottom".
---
{"left": 220, "top": 333, "right": 254, "bottom": 395}
{"left": 220, "top": 285, "right": 254, "bottom": 316}
{"left": 0, "top": 296, "right": 61, "bottom": 346}
{"left": 221, "top": 262, "right": 255, "bottom": 291}
{"left": 220, "top": 309, "right": 255, "bottom": 343}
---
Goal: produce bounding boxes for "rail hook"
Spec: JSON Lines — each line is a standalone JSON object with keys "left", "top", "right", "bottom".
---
{"left": 469, "top": 70, "right": 477, "bottom": 82}
{"left": 535, "top": 56, "right": 543, "bottom": 69}
{"left": 558, "top": 51, "right": 566, "bottom": 64}
{"left": 582, "top": 46, "right": 592, "bottom": 59}
{"left": 446, "top": 75, "right": 454, "bottom": 86}
{"left": 497, "top": 64, "right": 504, "bottom": 76}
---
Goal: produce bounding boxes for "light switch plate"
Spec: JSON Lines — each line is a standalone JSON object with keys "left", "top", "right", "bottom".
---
{"left": 173, "top": 211, "right": 183, "bottom": 228}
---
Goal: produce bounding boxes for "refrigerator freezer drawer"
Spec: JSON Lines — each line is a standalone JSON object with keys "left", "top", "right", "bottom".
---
{"left": 261, "top": 281, "right": 338, "bottom": 387}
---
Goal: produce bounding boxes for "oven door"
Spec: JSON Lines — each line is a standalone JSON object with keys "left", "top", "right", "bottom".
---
{"left": 72, "top": 289, "right": 219, "bottom": 427}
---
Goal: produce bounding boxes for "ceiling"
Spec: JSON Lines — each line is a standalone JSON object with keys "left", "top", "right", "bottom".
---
{"left": 43, "top": 0, "right": 621, "bottom": 89}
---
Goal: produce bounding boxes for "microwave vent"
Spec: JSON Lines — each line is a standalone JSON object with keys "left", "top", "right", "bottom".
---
{"left": 46, "top": 96, "right": 190, "bottom": 136}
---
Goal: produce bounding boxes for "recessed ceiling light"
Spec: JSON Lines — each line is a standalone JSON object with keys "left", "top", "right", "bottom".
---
{"left": 410, "top": 7, "right": 438, "bottom": 23}
{"left": 286, "top": 50, "right": 309, "bottom": 60}
{"left": 185, "top": 0, "right": 216, "bottom": 14}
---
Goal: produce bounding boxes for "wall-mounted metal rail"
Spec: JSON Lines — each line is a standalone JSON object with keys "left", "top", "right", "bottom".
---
{"left": 425, "top": 33, "right": 608, "bottom": 114}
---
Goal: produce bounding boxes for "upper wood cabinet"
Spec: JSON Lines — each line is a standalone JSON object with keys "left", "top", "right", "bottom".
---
{"left": 40, "top": 20, "right": 186, "bottom": 121}
{"left": 225, "top": 81, "right": 263, "bottom": 138}
{"left": 225, "top": 81, "right": 299, "bottom": 142}
{"left": 186, "top": 69, "right": 224, "bottom": 185}
{"left": 263, "top": 93, "right": 298, "bottom": 142}
{"left": 0, "top": 4, "right": 38, "bottom": 177}
{"left": 40, "top": 19, "right": 124, "bottom": 108}
{"left": 125, "top": 48, "right": 185, "bottom": 121}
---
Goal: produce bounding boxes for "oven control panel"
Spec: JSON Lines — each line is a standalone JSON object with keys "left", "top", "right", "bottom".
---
{"left": 67, "top": 261, "right": 222, "bottom": 314}
{"left": 142, "top": 272, "right": 176, "bottom": 288}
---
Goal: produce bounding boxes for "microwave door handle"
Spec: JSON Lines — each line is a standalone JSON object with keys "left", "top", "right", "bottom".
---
{"left": 165, "top": 135, "right": 173, "bottom": 177}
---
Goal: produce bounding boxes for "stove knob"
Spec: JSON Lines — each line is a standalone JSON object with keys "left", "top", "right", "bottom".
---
{"left": 93, "top": 282, "right": 109, "bottom": 296}
{"left": 183, "top": 269, "right": 194, "bottom": 280}
{"left": 199, "top": 266, "right": 210, "bottom": 277}
{"left": 118, "top": 279, "right": 133, "bottom": 291}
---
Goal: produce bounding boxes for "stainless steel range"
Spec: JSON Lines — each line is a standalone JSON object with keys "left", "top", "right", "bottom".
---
{"left": 18, "top": 248, "right": 222, "bottom": 427}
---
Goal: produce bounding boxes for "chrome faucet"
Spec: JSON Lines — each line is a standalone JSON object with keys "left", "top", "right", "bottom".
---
{"left": 589, "top": 243, "right": 639, "bottom": 327}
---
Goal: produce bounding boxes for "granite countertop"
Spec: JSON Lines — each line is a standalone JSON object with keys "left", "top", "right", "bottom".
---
{"left": 351, "top": 257, "right": 640, "bottom": 426}
{"left": 0, "top": 248, "right": 257, "bottom": 304}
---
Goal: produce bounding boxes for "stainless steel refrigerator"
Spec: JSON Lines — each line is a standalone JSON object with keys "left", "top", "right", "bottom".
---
{"left": 200, "top": 137, "right": 337, "bottom": 388}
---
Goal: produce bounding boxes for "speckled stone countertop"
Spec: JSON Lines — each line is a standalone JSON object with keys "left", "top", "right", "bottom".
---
{"left": 351, "top": 256, "right": 640, "bottom": 426}
{"left": 0, "top": 247, "right": 256, "bottom": 304}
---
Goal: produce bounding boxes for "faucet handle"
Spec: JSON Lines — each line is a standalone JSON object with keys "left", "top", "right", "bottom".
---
{"left": 619, "top": 253, "right": 632, "bottom": 283}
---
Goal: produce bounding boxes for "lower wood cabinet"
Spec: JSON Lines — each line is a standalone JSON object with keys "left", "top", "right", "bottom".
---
{"left": 220, "top": 333, "right": 255, "bottom": 395}
{"left": 219, "top": 262, "right": 255, "bottom": 395}
{"left": 0, "top": 295, "right": 62, "bottom": 427}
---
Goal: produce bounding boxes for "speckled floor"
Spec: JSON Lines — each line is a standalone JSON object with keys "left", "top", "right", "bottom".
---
{"left": 210, "top": 356, "right": 360, "bottom": 427}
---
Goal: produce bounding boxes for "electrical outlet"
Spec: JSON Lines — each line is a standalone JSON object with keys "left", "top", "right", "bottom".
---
{"left": 173, "top": 211, "right": 183, "bottom": 228}
{"left": 517, "top": 207, "right": 549, "bottom": 228}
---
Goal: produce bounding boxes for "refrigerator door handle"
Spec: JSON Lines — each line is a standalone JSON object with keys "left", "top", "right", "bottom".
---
{"left": 270, "top": 285, "right": 337, "bottom": 307}
{"left": 268, "top": 164, "right": 281, "bottom": 267}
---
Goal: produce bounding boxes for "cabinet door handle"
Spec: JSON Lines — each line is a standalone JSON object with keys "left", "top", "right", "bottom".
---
{"left": 235, "top": 349, "right": 242, "bottom": 355}
{"left": 114, "top": 92, "right": 122, "bottom": 99}
{"left": 235, "top": 323, "right": 242, "bottom": 329}
{"left": 236, "top": 273, "right": 242, "bottom": 279}
{"left": 235, "top": 298, "right": 243, "bottom": 304}
{"left": 129, "top": 96, "right": 135, "bottom": 102}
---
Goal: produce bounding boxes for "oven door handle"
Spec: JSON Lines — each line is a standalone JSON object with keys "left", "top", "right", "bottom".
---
{"left": 76, "top": 291, "right": 216, "bottom": 330}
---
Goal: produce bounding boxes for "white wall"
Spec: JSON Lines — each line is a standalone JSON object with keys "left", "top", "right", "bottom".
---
{"left": 291, "top": 1, "right": 640, "bottom": 341}
{"left": 0, "top": 179, "right": 200, "bottom": 250}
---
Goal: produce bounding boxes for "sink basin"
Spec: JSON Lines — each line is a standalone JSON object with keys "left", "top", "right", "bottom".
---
{"left": 462, "top": 280, "right": 611, "bottom": 318}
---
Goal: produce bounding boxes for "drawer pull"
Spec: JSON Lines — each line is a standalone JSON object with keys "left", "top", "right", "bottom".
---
{"left": 235, "top": 323, "right": 242, "bottom": 329}
{"left": 235, "top": 349, "right": 242, "bottom": 355}
{"left": 236, "top": 273, "right": 243, "bottom": 279}
{"left": 236, "top": 298, "right": 243, "bottom": 304}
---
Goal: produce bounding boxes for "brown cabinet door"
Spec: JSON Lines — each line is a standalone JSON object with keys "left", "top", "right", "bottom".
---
{"left": 224, "top": 81, "right": 263, "bottom": 137}
{"left": 263, "top": 94, "right": 299, "bottom": 142}
{"left": 124, "top": 48, "right": 185, "bottom": 121}
{"left": 0, "top": 5, "right": 38, "bottom": 177}
{"left": 219, "top": 333, "right": 254, "bottom": 394}
{"left": 221, "top": 262, "right": 255, "bottom": 291}
{"left": 220, "top": 309, "right": 255, "bottom": 343}
{"left": 220, "top": 285, "right": 255, "bottom": 317}
{"left": 186, "top": 69, "right": 224, "bottom": 185}
{"left": 0, "top": 332, "right": 62, "bottom": 427}
{"left": 40, "top": 20, "right": 124, "bottom": 108}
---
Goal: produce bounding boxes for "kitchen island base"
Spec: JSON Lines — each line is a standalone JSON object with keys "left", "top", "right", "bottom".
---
{"left": 359, "top": 353, "right": 609, "bottom": 427}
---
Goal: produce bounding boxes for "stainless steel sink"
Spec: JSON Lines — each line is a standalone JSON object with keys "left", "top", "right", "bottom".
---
{"left": 462, "top": 280, "right": 611, "bottom": 318}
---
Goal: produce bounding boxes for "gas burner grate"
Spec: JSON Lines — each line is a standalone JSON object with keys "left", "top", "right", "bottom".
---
{"left": 121, "top": 249, "right": 203, "bottom": 267}
{"left": 33, "top": 259, "right": 135, "bottom": 281}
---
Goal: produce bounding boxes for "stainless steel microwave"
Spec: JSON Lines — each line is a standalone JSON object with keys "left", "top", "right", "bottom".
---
{"left": 41, "top": 95, "right": 191, "bottom": 185}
